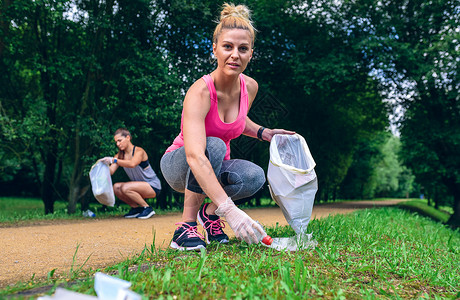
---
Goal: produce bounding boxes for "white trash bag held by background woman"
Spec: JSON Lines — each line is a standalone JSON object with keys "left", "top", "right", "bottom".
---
{"left": 89, "top": 161, "right": 115, "bottom": 207}
{"left": 267, "top": 133, "right": 318, "bottom": 235}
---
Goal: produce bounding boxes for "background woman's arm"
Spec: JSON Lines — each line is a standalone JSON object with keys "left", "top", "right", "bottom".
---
{"left": 114, "top": 148, "right": 144, "bottom": 168}
{"left": 109, "top": 155, "right": 119, "bottom": 175}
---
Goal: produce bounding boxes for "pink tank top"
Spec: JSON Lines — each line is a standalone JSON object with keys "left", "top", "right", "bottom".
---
{"left": 165, "top": 74, "right": 249, "bottom": 160}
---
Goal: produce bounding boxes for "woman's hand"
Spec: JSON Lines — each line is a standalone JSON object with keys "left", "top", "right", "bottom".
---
{"left": 100, "top": 157, "right": 114, "bottom": 165}
{"left": 263, "top": 128, "right": 296, "bottom": 142}
{"left": 215, "top": 197, "right": 265, "bottom": 244}
{"left": 243, "top": 118, "right": 295, "bottom": 142}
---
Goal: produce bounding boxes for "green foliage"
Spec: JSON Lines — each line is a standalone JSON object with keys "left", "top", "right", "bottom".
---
{"left": 347, "top": 0, "right": 460, "bottom": 222}
{"left": 339, "top": 132, "right": 415, "bottom": 199}
{"left": 0, "top": 0, "right": 182, "bottom": 212}
{"left": 374, "top": 136, "right": 401, "bottom": 195}
{"left": 339, "top": 133, "right": 387, "bottom": 199}
{"left": 0, "top": 197, "right": 69, "bottom": 222}
{"left": 8, "top": 0, "right": 451, "bottom": 214}
{"left": 245, "top": 0, "right": 389, "bottom": 200}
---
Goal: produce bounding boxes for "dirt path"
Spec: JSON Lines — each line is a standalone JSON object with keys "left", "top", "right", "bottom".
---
{"left": 0, "top": 200, "right": 405, "bottom": 288}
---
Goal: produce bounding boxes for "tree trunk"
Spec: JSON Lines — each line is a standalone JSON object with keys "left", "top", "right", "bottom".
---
{"left": 0, "top": 0, "right": 13, "bottom": 57}
{"left": 255, "top": 191, "right": 261, "bottom": 206}
{"left": 33, "top": 3, "right": 59, "bottom": 214}
{"left": 67, "top": 76, "right": 90, "bottom": 214}
{"left": 433, "top": 187, "right": 439, "bottom": 209}
{"left": 67, "top": 163, "right": 83, "bottom": 214}
{"left": 67, "top": 0, "right": 115, "bottom": 213}
{"left": 79, "top": 184, "right": 91, "bottom": 211}
{"left": 42, "top": 151, "right": 57, "bottom": 214}
{"left": 445, "top": 178, "right": 460, "bottom": 227}
{"left": 448, "top": 194, "right": 460, "bottom": 228}
{"left": 40, "top": 70, "right": 59, "bottom": 214}
{"left": 157, "top": 185, "right": 169, "bottom": 210}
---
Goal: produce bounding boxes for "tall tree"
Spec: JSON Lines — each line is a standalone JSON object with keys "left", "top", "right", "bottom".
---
{"left": 1, "top": 0, "right": 400, "bottom": 213}
{"left": 339, "top": 133, "right": 386, "bottom": 199}
{"left": 339, "top": 133, "right": 415, "bottom": 199}
{"left": 350, "top": 0, "right": 459, "bottom": 225}
{"left": 0, "top": 0, "right": 181, "bottom": 213}
{"left": 246, "top": 0, "right": 389, "bottom": 200}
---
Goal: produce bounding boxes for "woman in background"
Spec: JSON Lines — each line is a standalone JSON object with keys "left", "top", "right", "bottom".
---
{"left": 100, "top": 128, "right": 161, "bottom": 219}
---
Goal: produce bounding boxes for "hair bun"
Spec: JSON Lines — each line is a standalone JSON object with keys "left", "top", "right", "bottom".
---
{"left": 220, "top": 3, "right": 251, "bottom": 22}
{"left": 213, "top": 3, "right": 256, "bottom": 46}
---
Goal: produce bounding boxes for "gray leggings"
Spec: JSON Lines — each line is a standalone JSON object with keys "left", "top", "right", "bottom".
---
{"left": 160, "top": 137, "right": 265, "bottom": 205}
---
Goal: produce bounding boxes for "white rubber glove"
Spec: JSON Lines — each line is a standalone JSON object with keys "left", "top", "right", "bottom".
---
{"left": 99, "top": 157, "right": 113, "bottom": 165}
{"left": 215, "top": 197, "right": 265, "bottom": 244}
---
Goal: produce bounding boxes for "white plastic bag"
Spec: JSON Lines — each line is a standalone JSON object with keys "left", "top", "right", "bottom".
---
{"left": 267, "top": 134, "right": 318, "bottom": 234}
{"left": 89, "top": 161, "right": 115, "bottom": 207}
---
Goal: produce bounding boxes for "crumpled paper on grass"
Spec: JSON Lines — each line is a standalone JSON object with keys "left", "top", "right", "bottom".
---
{"left": 37, "top": 272, "right": 141, "bottom": 300}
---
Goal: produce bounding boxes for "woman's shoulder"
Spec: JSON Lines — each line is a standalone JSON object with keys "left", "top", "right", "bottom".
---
{"left": 242, "top": 74, "right": 258, "bottom": 101}
{"left": 132, "top": 146, "right": 150, "bottom": 161}
{"left": 133, "top": 146, "right": 147, "bottom": 155}
{"left": 184, "top": 77, "right": 212, "bottom": 106}
{"left": 188, "top": 76, "right": 210, "bottom": 95}
{"left": 242, "top": 74, "right": 258, "bottom": 95}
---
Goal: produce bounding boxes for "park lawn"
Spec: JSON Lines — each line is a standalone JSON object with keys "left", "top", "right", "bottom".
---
{"left": 0, "top": 197, "right": 69, "bottom": 222}
{"left": 1, "top": 197, "right": 443, "bottom": 223}
{"left": 0, "top": 197, "right": 165, "bottom": 223}
{"left": 2, "top": 206, "right": 459, "bottom": 299}
{"left": 397, "top": 199, "right": 453, "bottom": 223}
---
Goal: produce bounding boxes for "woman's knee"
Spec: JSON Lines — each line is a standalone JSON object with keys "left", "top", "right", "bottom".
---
{"left": 245, "top": 164, "right": 266, "bottom": 193}
{"left": 206, "top": 137, "right": 226, "bottom": 160}
{"left": 113, "top": 182, "right": 123, "bottom": 195}
{"left": 160, "top": 152, "right": 187, "bottom": 193}
{"left": 206, "top": 136, "right": 226, "bottom": 149}
{"left": 222, "top": 162, "right": 266, "bottom": 200}
{"left": 120, "top": 184, "right": 132, "bottom": 195}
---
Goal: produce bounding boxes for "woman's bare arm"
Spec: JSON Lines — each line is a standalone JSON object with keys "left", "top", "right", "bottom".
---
{"left": 182, "top": 80, "right": 229, "bottom": 207}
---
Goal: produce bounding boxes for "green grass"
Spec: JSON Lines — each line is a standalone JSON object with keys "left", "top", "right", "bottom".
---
{"left": 0, "top": 197, "right": 181, "bottom": 224}
{"left": 0, "top": 196, "right": 278, "bottom": 224}
{"left": 2, "top": 207, "right": 459, "bottom": 299}
{"left": 397, "top": 199, "right": 452, "bottom": 223}
{"left": 0, "top": 197, "right": 70, "bottom": 222}
{"left": 1, "top": 197, "right": 436, "bottom": 224}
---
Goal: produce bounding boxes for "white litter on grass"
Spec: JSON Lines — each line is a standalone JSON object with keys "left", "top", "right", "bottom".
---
{"left": 37, "top": 272, "right": 141, "bottom": 300}
{"left": 268, "top": 233, "right": 318, "bottom": 252}
{"left": 37, "top": 287, "right": 97, "bottom": 300}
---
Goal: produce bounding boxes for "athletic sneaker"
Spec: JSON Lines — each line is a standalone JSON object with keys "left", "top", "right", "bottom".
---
{"left": 170, "top": 222, "right": 206, "bottom": 251}
{"left": 197, "top": 203, "right": 229, "bottom": 244}
{"left": 124, "top": 207, "right": 144, "bottom": 218}
{"left": 137, "top": 207, "right": 156, "bottom": 219}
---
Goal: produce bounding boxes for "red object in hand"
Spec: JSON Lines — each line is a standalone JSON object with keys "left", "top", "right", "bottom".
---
{"left": 262, "top": 235, "right": 273, "bottom": 245}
